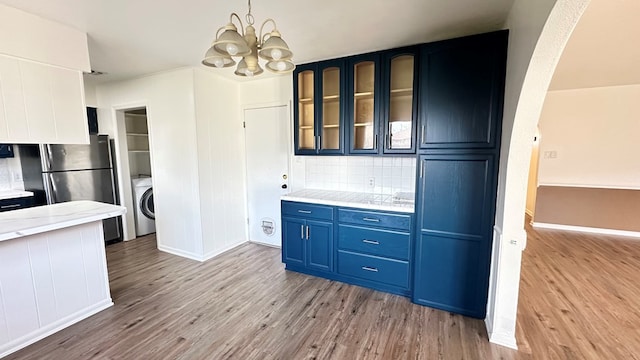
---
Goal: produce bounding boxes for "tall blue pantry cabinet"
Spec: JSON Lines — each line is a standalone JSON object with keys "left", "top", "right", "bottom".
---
{"left": 412, "top": 31, "right": 508, "bottom": 318}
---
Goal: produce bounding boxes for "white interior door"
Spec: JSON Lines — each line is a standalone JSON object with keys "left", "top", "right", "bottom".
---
{"left": 244, "top": 105, "right": 290, "bottom": 247}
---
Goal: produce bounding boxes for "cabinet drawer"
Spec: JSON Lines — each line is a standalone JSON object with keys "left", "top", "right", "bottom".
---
{"left": 282, "top": 201, "right": 333, "bottom": 221}
{"left": 0, "top": 197, "right": 32, "bottom": 212}
{"left": 338, "top": 208, "right": 411, "bottom": 231}
{"left": 338, "top": 224, "right": 410, "bottom": 260}
{"left": 338, "top": 250, "right": 409, "bottom": 289}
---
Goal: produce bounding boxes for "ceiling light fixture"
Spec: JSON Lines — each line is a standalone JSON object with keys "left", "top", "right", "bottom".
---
{"left": 202, "top": 0, "right": 295, "bottom": 77}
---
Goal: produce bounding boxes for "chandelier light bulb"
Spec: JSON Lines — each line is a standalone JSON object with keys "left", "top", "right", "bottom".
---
{"left": 245, "top": 69, "right": 254, "bottom": 77}
{"left": 271, "top": 49, "right": 282, "bottom": 60}
{"left": 226, "top": 43, "right": 239, "bottom": 56}
{"left": 213, "top": 58, "right": 225, "bottom": 68}
{"left": 276, "top": 61, "right": 287, "bottom": 71}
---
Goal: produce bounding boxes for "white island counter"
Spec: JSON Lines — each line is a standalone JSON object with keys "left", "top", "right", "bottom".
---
{"left": 0, "top": 201, "right": 126, "bottom": 358}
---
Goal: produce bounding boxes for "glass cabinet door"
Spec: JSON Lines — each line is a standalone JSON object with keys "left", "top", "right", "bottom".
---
{"left": 385, "top": 53, "right": 416, "bottom": 152}
{"left": 321, "top": 66, "right": 341, "bottom": 151}
{"left": 352, "top": 60, "right": 376, "bottom": 151}
{"left": 297, "top": 69, "right": 316, "bottom": 151}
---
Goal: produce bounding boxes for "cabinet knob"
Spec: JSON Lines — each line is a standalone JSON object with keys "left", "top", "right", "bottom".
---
{"left": 281, "top": 184, "right": 288, "bottom": 189}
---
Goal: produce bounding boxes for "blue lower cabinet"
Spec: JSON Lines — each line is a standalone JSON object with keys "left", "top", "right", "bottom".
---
{"left": 338, "top": 224, "right": 410, "bottom": 260}
{"left": 413, "top": 234, "right": 485, "bottom": 317}
{"left": 281, "top": 202, "right": 334, "bottom": 273}
{"left": 306, "top": 220, "right": 333, "bottom": 272}
{"left": 282, "top": 201, "right": 415, "bottom": 297}
{"left": 337, "top": 250, "right": 409, "bottom": 289}
{"left": 282, "top": 217, "right": 305, "bottom": 266}
{"left": 0, "top": 196, "right": 33, "bottom": 212}
{"left": 0, "top": 144, "right": 14, "bottom": 158}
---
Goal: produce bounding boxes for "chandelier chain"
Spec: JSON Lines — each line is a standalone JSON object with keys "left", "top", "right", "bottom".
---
{"left": 246, "top": 0, "right": 254, "bottom": 25}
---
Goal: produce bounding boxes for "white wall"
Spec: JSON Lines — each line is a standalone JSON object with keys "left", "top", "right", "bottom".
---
{"left": 488, "top": 0, "right": 589, "bottom": 349}
{"left": 96, "top": 69, "right": 203, "bottom": 256}
{"left": 83, "top": 78, "right": 98, "bottom": 108}
{"left": 193, "top": 69, "right": 247, "bottom": 258}
{"left": 538, "top": 85, "right": 640, "bottom": 189}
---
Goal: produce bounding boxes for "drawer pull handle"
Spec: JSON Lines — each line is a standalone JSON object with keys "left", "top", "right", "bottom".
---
{"left": 297, "top": 210, "right": 312, "bottom": 214}
{"left": 362, "top": 266, "right": 378, "bottom": 272}
{"left": 1, "top": 204, "right": 21, "bottom": 209}
{"left": 362, "top": 217, "right": 380, "bottom": 222}
{"left": 362, "top": 239, "right": 380, "bottom": 245}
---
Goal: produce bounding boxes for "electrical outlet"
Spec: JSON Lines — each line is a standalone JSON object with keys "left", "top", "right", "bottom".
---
{"left": 368, "top": 177, "right": 375, "bottom": 188}
{"left": 543, "top": 151, "right": 558, "bottom": 159}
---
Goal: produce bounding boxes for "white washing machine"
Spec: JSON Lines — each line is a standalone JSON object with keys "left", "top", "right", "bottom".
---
{"left": 131, "top": 177, "right": 155, "bottom": 236}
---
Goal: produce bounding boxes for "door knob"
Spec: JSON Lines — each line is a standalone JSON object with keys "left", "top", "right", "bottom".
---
{"left": 281, "top": 184, "right": 288, "bottom": 189}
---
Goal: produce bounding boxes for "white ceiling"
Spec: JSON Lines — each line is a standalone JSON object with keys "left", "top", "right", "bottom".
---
{"left": 0, "top": 0, "right": 514, "bottom": 82}
{"left": 549, "top": 0, "right": 640, "bottom": 90}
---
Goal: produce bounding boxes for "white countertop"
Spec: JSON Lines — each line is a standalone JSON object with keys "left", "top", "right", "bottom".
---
{"left": 281, "top": 189, "right": 415, "bottom": 213}
{"left": 0, "top": 201, "right": 126, "bottom": 242}
{"left": 0, "top": 190, "right": 34, "bottom": 200}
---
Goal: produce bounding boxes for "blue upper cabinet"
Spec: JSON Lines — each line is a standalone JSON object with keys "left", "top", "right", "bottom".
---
{"left": 382, "top": 47, "right": 419, "bottom": 155}
{"left": 418, "top": 31, "right": 508, "bottom": 150}
{"left": 293, "top": 60, "right": 345, "bottom": 155}
{"left": 0, "top": 144, "right": 14, "bottom": 158}
{"left": 346, "top": 53, "right": 381, "bottom": 155}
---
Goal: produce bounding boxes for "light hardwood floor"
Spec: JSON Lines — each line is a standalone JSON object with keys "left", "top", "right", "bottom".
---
{"left": 6, "top": 220, "right": 640, "bottom": 359}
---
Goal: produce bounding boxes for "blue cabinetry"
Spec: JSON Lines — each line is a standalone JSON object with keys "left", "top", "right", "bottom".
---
{"left": 346, "top": 53, "right": 381, "bottom": 155}
{"left": 418, "top": 31, "right": 507, "bottom": 149}
{"left": 412, "top": 30, "right": 507, "bottom": 319}
{"left": 413, "top": 154, "right": 497, "bottom": 317}
{"left": 0, "top": 144, "right": 14, "bottom": 158}
{"left": 282, "top": 200, "right": 414, "bottom": 297}
{"left": 381, "top": 46, "right": 419, "bottom": 155}
{"left": 336, "top": 207, "right": 412, "bottom": 295}
{"left": 0, "top": 196, "right": 33, "bottom": 212}
{"left": 282, "top": 202, "right": 334, "bottom": 272}
{"left": 294, "top": 46, "right": 419, "bottom": 156}
{"left": 293, "top": 60, "right": 345, "bottom": 155}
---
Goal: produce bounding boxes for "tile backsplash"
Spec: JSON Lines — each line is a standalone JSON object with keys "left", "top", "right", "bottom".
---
{"left": 304, "top": 156, "right": 416, "bottom": 195}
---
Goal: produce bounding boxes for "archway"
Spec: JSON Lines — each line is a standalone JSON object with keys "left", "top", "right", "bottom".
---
{"left": 485, "top": 0, "right": 590, "bottom": 349}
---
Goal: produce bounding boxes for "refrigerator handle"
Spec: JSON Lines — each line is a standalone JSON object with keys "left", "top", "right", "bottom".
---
{"left": 41, "top": 144, "right": 53, "bottom": 171}
{"left": 42, "top": 173, "right": 56, "bottom": 204}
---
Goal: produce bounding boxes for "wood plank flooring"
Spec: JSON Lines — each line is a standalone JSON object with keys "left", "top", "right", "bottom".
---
{"left": 6, "top": 220, "right": 640, "bottom": 359}
{"left": 515, "top": 218, "right": 640, "bottom": 359}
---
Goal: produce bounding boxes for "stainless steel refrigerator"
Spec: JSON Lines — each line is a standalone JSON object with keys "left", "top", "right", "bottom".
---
{"left": 21, "top": 135, "right": 121, "bottom": 243}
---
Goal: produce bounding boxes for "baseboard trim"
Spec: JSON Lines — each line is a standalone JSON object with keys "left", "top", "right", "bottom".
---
{"left": 157, "top": 245, "right": 204, "bottom": 262}
{"left": 202, "top": 240, "right": 247, "bottom": 261}
{"left": 159, "top": 241, "right": 248, "bottom": 262}
{"left": 0, "top": 299, "right": 113, "bottom": 358}
{"left": 249, "top": 240, "right": 281, "bottom": 249}
{"left": 532, "top": 222, "right": 640, "bottom": 239}
{"left": 485, "top": 320, "right": 518, "bottom": 350}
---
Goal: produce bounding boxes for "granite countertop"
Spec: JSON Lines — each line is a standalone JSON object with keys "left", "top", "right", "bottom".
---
{"left": 0, "top": 201, "right": 126, "bottom": 242}
{"left": 281, "top": 189, "right": 415, "bottom": 213}
{"left": 0, "top": 190, "right": 34, "bottom": 200}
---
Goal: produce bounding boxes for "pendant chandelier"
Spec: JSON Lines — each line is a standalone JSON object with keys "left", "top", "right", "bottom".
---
{"left": 202, "top": 0, "right": 295, "bottom": 77}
